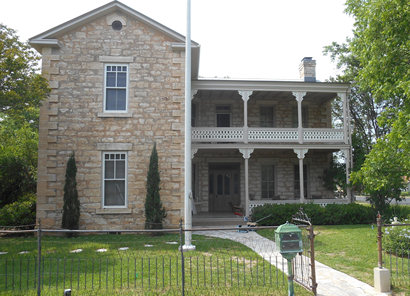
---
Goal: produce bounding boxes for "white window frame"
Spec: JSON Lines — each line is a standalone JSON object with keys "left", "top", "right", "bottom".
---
{"left": 102, "top": 151, "right": 128, "bottom": 208}
{"left": 104, "top": 64, "right": 129, "bottom": 113}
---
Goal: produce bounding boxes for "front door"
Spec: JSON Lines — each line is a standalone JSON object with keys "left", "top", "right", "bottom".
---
{"left": 209, "top": 164, "right": 240, "bottom": 212}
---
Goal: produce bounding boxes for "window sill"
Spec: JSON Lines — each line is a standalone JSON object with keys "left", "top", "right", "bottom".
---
{"left": 97, "top": 112, "right": 133, "bottom": 118}
{"left": 96, "top": 208, "right": 132, "bottom": 215}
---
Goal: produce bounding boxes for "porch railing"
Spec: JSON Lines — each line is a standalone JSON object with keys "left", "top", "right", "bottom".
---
{"left": 192, "top": 127, "right": 344, "bottom": 143}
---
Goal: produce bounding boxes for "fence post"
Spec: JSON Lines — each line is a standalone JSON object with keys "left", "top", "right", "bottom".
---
{"left": 37, "top": 219, "right": 42, "bottom": 296}
{"left": 179, "top": 219, "right": 185, "bottom": 296}
{"left": 377, "top": 212, "right": 383, "bottom": 268}
{"left": 308, "top": 225, "right": 317, "bottom": 296}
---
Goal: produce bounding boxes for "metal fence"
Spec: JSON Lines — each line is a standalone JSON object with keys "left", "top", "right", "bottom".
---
{"left": 376, "top": 214, "right": 410, "bottom": 288}
{"left": 0, "top": 221, "right": 315, "bottom": 295}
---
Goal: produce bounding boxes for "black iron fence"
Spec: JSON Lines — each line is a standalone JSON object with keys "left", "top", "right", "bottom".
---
{"left": 0, "top": 221, "right": 315, "bottom": 295}
{"left": 376, "top": 214, "right": 410, "bottom": 288}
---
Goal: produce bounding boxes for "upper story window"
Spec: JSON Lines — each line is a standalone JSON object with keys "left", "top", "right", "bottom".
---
{"left": 260, "top": 106, "right": 275, "bottom": 127}
{"left": 216, "top": 105, "right": 231, "bottom": 127}
{"left": 103, "top": 152, "right": 127, "bottom": 207}
{"left": 104, "top": 65, "right": 128, "bottom": 112}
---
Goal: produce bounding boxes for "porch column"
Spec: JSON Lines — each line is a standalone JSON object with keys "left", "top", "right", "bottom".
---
{"left": 338, "top": 92, "right": 349, "bottom": 144}
{"left": 238, "top": 91, "right": 253, "bottom": 143}
{"left": 342, "top": 148, "right": 353, "bottom": 202}
{"left": 239, "top": 148, "right": 254, "bottom": 217}
{"left": 292, "top": 92, "right": 306, "bottom": 144}
{"left": 293, "top": 149, "right": 308, "bottom": 203}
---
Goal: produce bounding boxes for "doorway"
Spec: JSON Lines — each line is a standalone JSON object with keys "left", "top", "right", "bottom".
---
{"left": 208, "top": 163, "right": 240, "bottom": 212}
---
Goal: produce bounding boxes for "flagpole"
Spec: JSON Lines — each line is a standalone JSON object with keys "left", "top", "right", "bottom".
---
{"left": 183, "top": 0, "right": 195, "bottom": 251}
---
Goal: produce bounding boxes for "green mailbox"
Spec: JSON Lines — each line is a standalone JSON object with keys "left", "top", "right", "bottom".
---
{"left": 275, "top": 222, "right": 303, "bottom": 259}
{"left": 275, "top": 222, "right": 303, "bottom": 296}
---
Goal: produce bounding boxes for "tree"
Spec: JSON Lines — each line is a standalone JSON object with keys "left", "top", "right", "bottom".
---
{"left": 351, "top": 112, "right": 410, "bottom": 213}
{"left": 144, "top": 143, "right": 166, "bottom": 230}
{"left": 62, "top": 153, "right": 80, "bottom": 234}
{"left": 325, "top": 0, "right": 409, "bottom": 212}
{"left": 0, "top": 24, "right": 49, "bottom": 209}
{"left": 345, "top": 0, "right": 409, "bottom": 104}
{"left": 0, "top": 24, "right": 50, "bottom": 127}
{"left": 0, "top": 119, "right": 38, "bottom": 207}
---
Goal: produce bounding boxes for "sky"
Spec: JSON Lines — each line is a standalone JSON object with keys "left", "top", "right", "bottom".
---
{"left": 0, "top": 0, "right": 354, "bottom": 81}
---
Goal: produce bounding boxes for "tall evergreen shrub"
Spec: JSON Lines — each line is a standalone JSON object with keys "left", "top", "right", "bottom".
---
{"left": 145, "top": 143, "right": 166, "bottom": 229}
{"left": 62, "top": 153, "right": 80, "bottom": 234}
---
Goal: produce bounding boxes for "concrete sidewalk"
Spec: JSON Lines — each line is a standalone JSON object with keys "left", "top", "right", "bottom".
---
{"left": 195, "top": 229, "right": 390, "bottom": 296}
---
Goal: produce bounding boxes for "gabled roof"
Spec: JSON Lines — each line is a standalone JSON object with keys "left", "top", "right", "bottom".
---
{"left": 29, "top": 0, "right": 200, "bottom": 78}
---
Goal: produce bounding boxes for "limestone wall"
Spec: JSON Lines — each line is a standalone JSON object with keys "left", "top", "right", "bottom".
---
{"left": 37, "top": 12, "right": 186, "bottom": 229}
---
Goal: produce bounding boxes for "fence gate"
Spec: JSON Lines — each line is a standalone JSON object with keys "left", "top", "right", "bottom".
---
{"left": 292, "top": 208, "right": 318, "bottom": 295}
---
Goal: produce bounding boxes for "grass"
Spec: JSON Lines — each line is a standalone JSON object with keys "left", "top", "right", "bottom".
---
{"left": 0, "top": 233, "right": 312, "bottom": 296}
{"left": 260, "top": 224, "right": 409, "bottom": 295}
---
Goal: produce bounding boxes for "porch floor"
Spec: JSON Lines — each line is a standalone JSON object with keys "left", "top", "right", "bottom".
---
{"left": 192, "top": 212, "right": 245, "bottom": 227}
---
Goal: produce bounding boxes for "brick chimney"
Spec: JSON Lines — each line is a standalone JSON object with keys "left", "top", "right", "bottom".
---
{"left": 299, "top": 57, "right": 316, "bottom": 82}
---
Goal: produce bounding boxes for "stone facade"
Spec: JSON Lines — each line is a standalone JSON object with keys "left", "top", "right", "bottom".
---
{"left": 37, "top": 11, "right": 186, "bottom": 229}
{"left": 32, "top": 2, "right": 351, "bottom": 229}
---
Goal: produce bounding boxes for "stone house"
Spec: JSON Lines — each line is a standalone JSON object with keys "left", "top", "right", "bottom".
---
{"left": 29, "top": 1, "right": 351, "bottom": 229}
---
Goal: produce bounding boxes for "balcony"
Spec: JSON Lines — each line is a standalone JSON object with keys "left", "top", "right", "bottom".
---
{"left": 192, "top": 127, "right": 344, "bottom": 143}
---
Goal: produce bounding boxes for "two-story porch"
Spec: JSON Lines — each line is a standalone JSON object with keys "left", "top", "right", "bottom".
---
{"left": 190, "top": 79, "right": 351, "bottom": 217}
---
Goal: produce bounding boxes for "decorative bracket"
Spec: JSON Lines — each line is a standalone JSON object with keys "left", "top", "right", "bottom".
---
{"left": 191, "top": 89, "right": 198, "bottom": 100}
{"left": 191, "top": 148, "right": 198, "bottom": 159}
{"left": 292, "top": 91, "right": 306, "bottom": 103}
{"left": 239, "top": 148, "right": 254, "bottom": 159}
{"left": 238, "top": 90, "right": 253, "bottom": 102}
{"left": 293, "top": 148, "right": 308, "bottom": 159}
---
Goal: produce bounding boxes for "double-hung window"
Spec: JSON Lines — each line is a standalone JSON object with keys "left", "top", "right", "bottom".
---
{"left": 103, "top": 152, "right": 127, "bottom": 207}
{"left": 104, "top": 65, "right": 128, "bottom": 112}
{"left": 261, "top": 165, "right": 275, "bottom": 199}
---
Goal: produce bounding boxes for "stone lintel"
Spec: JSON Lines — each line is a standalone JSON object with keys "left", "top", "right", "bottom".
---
{"left": 96, "top": 143, "right": 133, "bottom": 151}
{"left": 99, "top": 56, "right": 134, "bottom": 63}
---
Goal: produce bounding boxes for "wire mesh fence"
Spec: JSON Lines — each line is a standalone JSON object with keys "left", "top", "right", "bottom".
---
{"left": 0, "top": 224, "right": 314, "bottom": 295}
{"left": 381, "top": 222, "right": 410, "bottom": 288}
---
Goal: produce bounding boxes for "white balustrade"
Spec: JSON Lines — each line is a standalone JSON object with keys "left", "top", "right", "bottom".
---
{"left": 192, "top": 128, "right": 345, "bottom": 143}
{"left": 303, "top": 129, "right": 344, "bottom": 142}
{"left": 191, "top": 127, "right": 244, "bottom": 142}
{"left": 248, "top": 128, "right": 298, "bottom": 142}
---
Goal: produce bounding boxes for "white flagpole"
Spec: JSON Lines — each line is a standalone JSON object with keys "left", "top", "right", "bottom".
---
{"left": 183, "top": 0, "right": 195, "bottom": 251}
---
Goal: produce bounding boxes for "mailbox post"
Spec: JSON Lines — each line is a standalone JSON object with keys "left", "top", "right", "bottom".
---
{"left": 275, "top": 222, "right": 303, "bottom": 296}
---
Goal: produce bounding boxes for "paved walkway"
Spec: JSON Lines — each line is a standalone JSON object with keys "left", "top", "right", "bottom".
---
{"left": 195, "top": 228, "right": 390, "bottom": 296}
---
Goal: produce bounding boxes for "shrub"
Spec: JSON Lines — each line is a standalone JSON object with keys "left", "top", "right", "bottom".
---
{"left": 145, "top": 143, "right": 166, "bottom": 230}
{"left": 383, "top": 217, "right": 410, "bottom": 257}
{"left": 0, "top": 193, "right": 36, "bottom": 227}
{"left": 251, "top": 203, "right": 375, "bottom": 226}
{"left": 62, "top": 153, "right": 80, "bottom": 234}
{"left": 383, "top": 205, "right": 410, "bottom": 221}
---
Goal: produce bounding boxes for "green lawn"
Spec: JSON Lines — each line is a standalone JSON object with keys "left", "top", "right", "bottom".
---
{"left": 0, "top": 233, "right": 311, "bottom": 296}
{"left": 260, "top": 224, "right": 409, "bottom": 295}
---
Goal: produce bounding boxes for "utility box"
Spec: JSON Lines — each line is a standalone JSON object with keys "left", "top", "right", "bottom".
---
{"left": 275, "top": 222, "right": 303, "bottom": 259}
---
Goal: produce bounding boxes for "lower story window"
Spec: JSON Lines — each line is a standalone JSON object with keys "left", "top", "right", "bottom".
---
{"left": 261, "top": 165, "right": 275, "bottom": 199}
{"left": 103, "top": 152, "right": 127, "bottom": 207}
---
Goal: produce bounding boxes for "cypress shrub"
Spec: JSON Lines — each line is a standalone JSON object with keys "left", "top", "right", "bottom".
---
{"left": 144, "top": 143, "right": 166, "bottom": 230}
{"left": 61, "top": 153, "right": 80, "bottom": 235}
